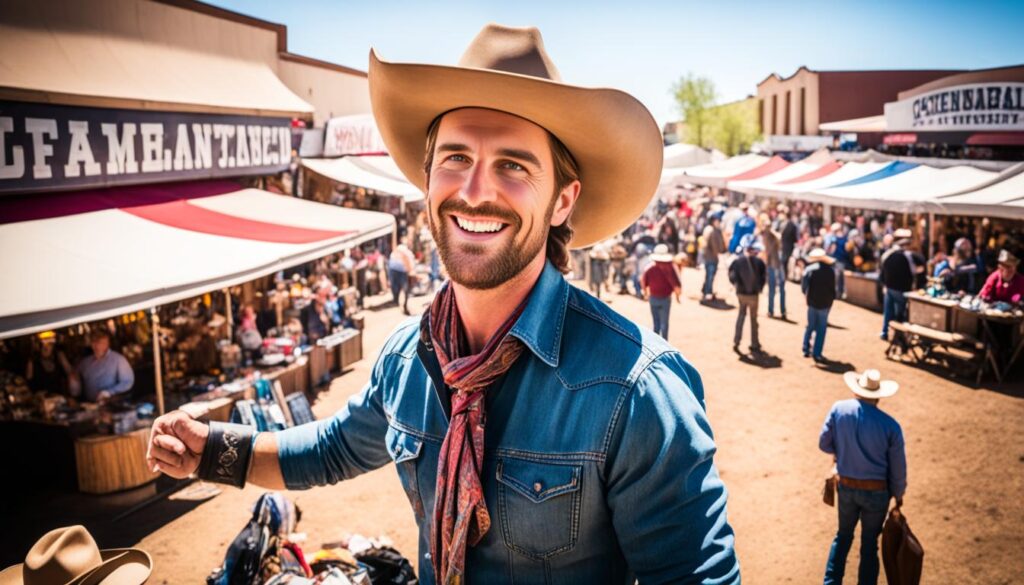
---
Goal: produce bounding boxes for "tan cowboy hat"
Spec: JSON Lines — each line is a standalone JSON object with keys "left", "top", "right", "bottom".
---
{"left": 650, "top": 244, "right": 673, "bottom": 262}
{"left": 893, "top": 228, "right": 913, "bottom": 243}
{"left": 368, "top": 23, "right": 663, "bottom": 249}
{"left": 0, "top": 526, "right": 151, "bottom": 585}
{"left": 997, "top": 249, "right": 1019, "bottom": 267}
{"left": 806, "top": 248, "right": 834, "bottom": 265}
{"left": 843, "top": 369, "right": 899, "bottom": 399}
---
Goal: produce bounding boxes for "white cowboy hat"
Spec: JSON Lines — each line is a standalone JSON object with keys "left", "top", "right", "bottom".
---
{"left": 893, "top": 228, "right": 913, "bottom": 242}
{"left": 843, "top": 369, "right": 899, "bottom": 399}
{"left": 368, "top": 23, "right": 663, "bottom": 249}
{"left": 806, "top": 248, "right": 834, "bottom": 265}
{"left": 0, "top": 525, "right": 151, "bottom": 585}
{"left": 650, "top": 244, "right": 673, "bottom": 262}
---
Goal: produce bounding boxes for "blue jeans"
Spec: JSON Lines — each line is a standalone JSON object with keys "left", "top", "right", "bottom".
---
{"left": 767, "top": 265, "right": 786, "bottom": 315}
{"left": 389, "top": 269, "right": 409, "bottom": 310}
{"left": 834, "top": 262, "right": 846, "bottom": 298}
{"left": 881, "top": 289, "right": 907, "bottom": 338}
{"left": 824, "top": 486, "right": 890, "bottom": 585}
{"left": 803, "top": 306, "right": 830, "bottom": 358}
{"left": 649, "top": 296, "right": 672, "bottom": 339}
{"left": 703, "top": 260, "right": 718, "bottom": 296}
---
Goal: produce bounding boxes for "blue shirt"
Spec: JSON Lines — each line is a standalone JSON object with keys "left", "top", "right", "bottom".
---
{"left": 824, "top": 234, "right": 850, "bottom": 264}
{"left": 277, "top": 261, "right": 739, "bottom": 584}
{"left": 76, "top": 350, "right": 134, "bottom": 401}
{"left": 729, "top": 216, "right": 755, "bottom": 254}
{"left": 818, "top": 399, "right": 907, "bottom": 497}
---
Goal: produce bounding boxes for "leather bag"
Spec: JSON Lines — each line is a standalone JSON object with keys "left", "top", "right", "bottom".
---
{"left": 882, "top": 506, "right": 924, "bottom": 585}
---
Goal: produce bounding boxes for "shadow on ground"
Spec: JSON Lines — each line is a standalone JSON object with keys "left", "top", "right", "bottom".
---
{"left": 738, "top": 350, "right": 783, "bottom": 369}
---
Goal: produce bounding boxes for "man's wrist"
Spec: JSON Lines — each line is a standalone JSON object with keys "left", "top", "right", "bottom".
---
{"left": 196, "top": 422, "right": 256, "bottom": 488}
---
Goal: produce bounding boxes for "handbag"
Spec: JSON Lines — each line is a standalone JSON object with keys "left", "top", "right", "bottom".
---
{"left": 822, "top": 465, "right": 838, "bottom": 507}
{"left": 882, "top": 506, "right": 924, "bottom": 585}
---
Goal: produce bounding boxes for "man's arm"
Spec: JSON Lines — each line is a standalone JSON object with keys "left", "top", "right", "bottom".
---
{"left": 888, "top": 426, "right": 907, "bottom": 501}
{"left": 818, "top": 408, "right": 835, "bottom": 455}
{"left": 605, "top": 353, "right": 739, "bottom": 584}
{"left": 109, "top": 354, "right": 135, "bottom": 394}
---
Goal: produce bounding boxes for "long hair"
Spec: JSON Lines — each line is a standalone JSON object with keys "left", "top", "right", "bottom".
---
{"left": 423, "top": 114, "right": 580, "bottom": 273}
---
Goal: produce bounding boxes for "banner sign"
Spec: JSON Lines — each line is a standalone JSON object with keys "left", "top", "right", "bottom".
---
{"left": 0, "top": 101, "right": 292, "bottom": 194}
{"left": 323, "top": 114, "right": 387, "bottom": 157}
{"left": 885, "top": 82, "right": 1024, "bottom": 132}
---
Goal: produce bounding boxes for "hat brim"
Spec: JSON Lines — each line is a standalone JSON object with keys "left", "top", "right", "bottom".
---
{"left": 843, "top": 371, "right": 899, "bottom": 399}
{"left": 808, "top": 255, "right": 835, "bottom": 265}
{"left": 368, "top": 49, "right": 664, "bottom": 249}
{"left": 0, "top": 549, "right": 151, "bottom": 585}
{"left": 650, "top": 253, "right": 674, "bottom": 262}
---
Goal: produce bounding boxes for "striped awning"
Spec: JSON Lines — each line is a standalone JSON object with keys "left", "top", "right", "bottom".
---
{"left": 0, "top": 181, "right": 394, "bottom": 338}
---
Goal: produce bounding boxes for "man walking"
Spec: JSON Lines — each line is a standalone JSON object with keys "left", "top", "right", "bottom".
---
{"left": 879, "top": 228, "right": 915, "bottom": 340}
{"left": 760, "top": 216, "right": 786, "bottom": 319}
{"left": 777, "top": 205, "right": 799, "bottom": 283}
{"left": 728, "top": 234, "right": 766, "bottom": 353}
{"left": 801, "top": 248, "right": 836, "bottom": 362}
{"left": 146, "top": 24, "right": 738, "bottom": 584}
{"left": 641, "top": 243, "right": 682, "bottom": 339}
{"left": 819, "top": 369, "right": 907, "bottom": 585}
{"left": 729, "top": 202, "right": 756, "bottom": 254}
{"left": 702, "top": 212, "right": 727, "bottom": 301}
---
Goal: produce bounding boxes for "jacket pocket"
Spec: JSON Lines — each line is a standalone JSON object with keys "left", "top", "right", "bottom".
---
{"left": 386, "top": 426, "right": 426, "bottom": 521}
{"left": 496, "top": 458, "right": 582, "bottom": 560}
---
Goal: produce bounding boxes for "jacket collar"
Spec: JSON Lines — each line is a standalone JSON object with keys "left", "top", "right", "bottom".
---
{"left": 509, "top": 261, "right": 568, "bottom": 368}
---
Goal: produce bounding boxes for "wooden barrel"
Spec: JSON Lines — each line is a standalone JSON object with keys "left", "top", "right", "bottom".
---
{"left": 74, "top": 427, "right": 159, "bottom": 494}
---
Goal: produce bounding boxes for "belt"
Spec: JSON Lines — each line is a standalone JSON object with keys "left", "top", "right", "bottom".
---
{"left": 838, "top": 476, "right": 888, "bottom": 491}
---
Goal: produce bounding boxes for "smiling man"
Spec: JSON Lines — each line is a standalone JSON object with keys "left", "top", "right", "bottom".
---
{"left": 147, "top": 24, "right": 738, "bottom": 584}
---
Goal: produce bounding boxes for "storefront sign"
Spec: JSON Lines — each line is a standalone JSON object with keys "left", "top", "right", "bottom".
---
{"left": 323, "top": 114, "right": 388, "bottom": 157}
{"left": 0, "top": 101, "right": 292, "bottom": 194}
{"left": 885, "top": 82, "right": 1024, "bottom": 132}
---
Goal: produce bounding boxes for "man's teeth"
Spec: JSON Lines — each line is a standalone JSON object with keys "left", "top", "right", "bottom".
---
{"left": 455, "top": 217, "right": 505, "bottom": 233}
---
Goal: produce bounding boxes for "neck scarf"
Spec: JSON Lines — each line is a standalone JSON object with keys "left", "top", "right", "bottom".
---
{"left": 422, "top": 284, "right": 527, "bottom": 584}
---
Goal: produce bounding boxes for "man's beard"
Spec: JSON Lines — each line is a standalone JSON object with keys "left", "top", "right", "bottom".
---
{"left": 429, "top": 196, "right": 555, "bottom": 290}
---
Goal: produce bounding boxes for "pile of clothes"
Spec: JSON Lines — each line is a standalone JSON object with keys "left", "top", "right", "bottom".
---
{"left": 207, "top": 493, "right": 417, "bottom": 585}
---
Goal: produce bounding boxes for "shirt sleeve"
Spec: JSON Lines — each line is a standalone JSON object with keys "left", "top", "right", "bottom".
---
{"left": 109, "top": 354, "right": 135, "bottom": 394}
{"left": 275, "top": 355, "right": 391, "bottom": 490}
{"left": 818, "top": 406, "right": 836, "bottom": 455}
{"left": 887, "top": 425, "right": 908, "bottom": 498}
{"left": 979, "top": 272, "right": 997, "bottom": 300}
{"left": 801, "top": 269, "right": 811, "bottom": 296}
{"left": 605, "top": 353, "right": 739, "bottom": 584}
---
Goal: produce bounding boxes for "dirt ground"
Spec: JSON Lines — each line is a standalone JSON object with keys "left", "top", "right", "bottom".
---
{"left": 135, "top": 267, "right": 1024, "bottom": 584}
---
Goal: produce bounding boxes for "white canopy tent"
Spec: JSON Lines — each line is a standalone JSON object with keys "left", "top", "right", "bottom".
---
{"left": 682, "top": 154, "right": 770, "bottom": 188}
{"left": 0, "top": 189, "right": 395, "bottom": 339}
{"left": 803, "top": 165, "right": 997, "bottom": 212}
{"left": 302, "top": 156, "right": 424, "bottom": 203}
{"left": 749, "top": 162, "right": 889, "bottom": 201}
{"left": 663, "top": 143, "right": 714, "bottom": 169}
{"left": 936, "top": 164, "right": 1024, "bottom": 219}
{"left": 728, "top": 160, "right": 829, "bottom": 194}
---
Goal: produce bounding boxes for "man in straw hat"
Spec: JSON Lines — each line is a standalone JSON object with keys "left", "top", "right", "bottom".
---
{"left": 0, "top": 525, "right": 151, "bottom": 585}
{"left": 640, "top": 243, "right": 681, "bottom": 339}
{"left": 801, "top": 248, "right": 836, "bottom": 362}
{"left": 147, "top": 24, "right": 738, "bottom": 584}
{"left": 819, "top": 369, "right": 907, "bottom": 585}
{"left": 979, "top": 248, "right": 1024, "bottom": 304}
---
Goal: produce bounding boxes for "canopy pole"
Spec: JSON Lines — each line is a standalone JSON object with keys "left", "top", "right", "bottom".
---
{"left": 151, "top": 308, "right": 165, "bottom": 416}
{"left": 224, "top": 289, "right": 233, "bottom": 343}
{"left": 927, "top": 212, "right": 936, "bottom": 255}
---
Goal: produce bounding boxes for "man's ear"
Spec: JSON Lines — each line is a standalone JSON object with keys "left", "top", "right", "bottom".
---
{"left": 551, "top": 180, "right": 581, "bottom": 227}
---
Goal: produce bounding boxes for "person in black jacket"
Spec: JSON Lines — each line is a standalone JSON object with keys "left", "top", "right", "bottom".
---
{"left": 879, "top": 229, "right": 918, "bottom": 340}
{"left": 729, "top": 234, "right": 767, "bottom": 353}
{"left": 776, "top": 205, "right": 799, "bottom": 280}
{"left": 802, "top": 248, "right": 837, "bottom": 362}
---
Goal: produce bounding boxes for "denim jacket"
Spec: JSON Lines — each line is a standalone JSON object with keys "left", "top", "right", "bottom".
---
{"left": 277, "top": 262, "right": 739, "bottom": 584}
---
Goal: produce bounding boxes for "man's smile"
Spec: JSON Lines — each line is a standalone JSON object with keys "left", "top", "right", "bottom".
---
{"left": 448, "top": 213, "right": 511, "bottom": 240}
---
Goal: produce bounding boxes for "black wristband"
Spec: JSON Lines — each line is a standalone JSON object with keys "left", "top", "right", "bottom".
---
{"left": 197, "top": 422, "right": 255, "bottom": 488}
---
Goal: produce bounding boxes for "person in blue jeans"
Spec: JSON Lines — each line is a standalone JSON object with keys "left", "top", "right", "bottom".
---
{"left": 641, "top": 244, "right": 682, "bottom": 339}
{"left": 819, "top": 369, "right": 907, "bottom": 585}
{"left": 701, "top": 214, "right": 727, "bottom": 300}
{"left": 879, "top": 230, "right": 916, "bottom": 340}
{"left": 801, "top": 248, "right": 836, "bottom": 362}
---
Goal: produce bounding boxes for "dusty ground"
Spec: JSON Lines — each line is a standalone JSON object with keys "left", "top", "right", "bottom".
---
{"left": 93, "top": 268, "right": 1024, "bottom": 583}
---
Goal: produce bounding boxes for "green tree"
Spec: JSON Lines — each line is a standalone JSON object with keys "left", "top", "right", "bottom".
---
{"left": 672, "top": 73, "right": 717, "bottom": 147}
{"left": 706, "top": 98, "right": 762, "bottom": 156}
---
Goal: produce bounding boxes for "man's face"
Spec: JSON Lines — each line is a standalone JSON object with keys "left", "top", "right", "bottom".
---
{"left": 998, "top": 263, "right": 1016, "bottom": 281}
{"left": 426, "top": 108, "right": 577, "bottom": 289}
{"left": 90, "top": 336, "right": 109, "bottom": 357}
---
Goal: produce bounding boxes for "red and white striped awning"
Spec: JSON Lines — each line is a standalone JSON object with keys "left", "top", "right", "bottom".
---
{"left": 0, "top": 181, "right": 395, "bottom": 338}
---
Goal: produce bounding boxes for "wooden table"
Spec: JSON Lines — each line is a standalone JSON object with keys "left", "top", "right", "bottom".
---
{"left": 906, "top": 293, "right": 958, "bottom": 331}
{"left": 74, "top": 427, "right": 159, "bottom": 494}
{"left": 974, "top": 311, "right": 1024, "bottom": 382}
{"left": 845, "top": 271, "right": 882, "bottom": 312}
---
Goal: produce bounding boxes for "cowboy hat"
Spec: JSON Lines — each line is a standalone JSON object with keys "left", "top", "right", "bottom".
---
{"left": 806, "top": 248, "right": 834, "bottom": 265}
{"left": 738, "top": 234, "right": 763, "bottom": 252}
{"left": 0, "top": 526, "right": 151, "bottom": 585}
{"left": 650, "top": 244, "right": 673, "bottom": 262}
{"left": 997, "top": 249, "right": 1019, "bottom": 267}
{"left": 843, "top": 369, "right": 899, "bottom": 399}
{"left": 368, "top": 23, "right": 663, "bottom": 249}
{"left": 893, "top": 228, "right": 913, "bottom": 242}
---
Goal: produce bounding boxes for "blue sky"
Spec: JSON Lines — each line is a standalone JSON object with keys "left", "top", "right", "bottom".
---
{"left": 210, "top": 0, "right": 1024, "bottom": 126}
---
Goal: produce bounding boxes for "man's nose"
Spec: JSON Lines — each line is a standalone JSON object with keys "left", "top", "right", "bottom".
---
{"left": 459, "top": 161, "right": 497, "bottom": 207}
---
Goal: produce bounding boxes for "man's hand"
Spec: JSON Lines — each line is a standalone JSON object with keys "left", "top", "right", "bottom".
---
{"left": 96, "top": 390, "right": 112, "bottom": 403}
{"left": 146, "top": 410, "right": 208, "bottom": 478}
{"left": 896, "top": 497, "right": 904, "bottom": 508}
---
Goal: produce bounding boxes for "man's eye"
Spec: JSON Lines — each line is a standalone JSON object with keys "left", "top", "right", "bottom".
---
{"left": 444, "top": 154, "right": 469, "bottom": 163}
{"left": 501, "top": 161, "right": 525, "bottom": 171}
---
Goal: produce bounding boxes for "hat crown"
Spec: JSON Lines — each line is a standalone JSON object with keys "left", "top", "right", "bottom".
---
{"left": 653, "top": 244, "right": 669, "bottom": 255}
{"left": 24, "top": 526, "right": 103, "bottom": 585}
{"left": 457, "top": 23, "right": 562, "bottom": 82}
{"left": 859, "top": 369, "right": 881, "bottom": 390}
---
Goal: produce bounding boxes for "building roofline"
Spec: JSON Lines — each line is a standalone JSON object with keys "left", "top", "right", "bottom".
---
{"left": 152, "top": 0, "right": 367, "bottom": 76}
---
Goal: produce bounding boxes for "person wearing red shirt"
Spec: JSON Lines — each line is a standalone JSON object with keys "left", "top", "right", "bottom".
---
{"left": 979, "top": 250, "right": 1024, "bottom": 304}
{"left": 641, "top": 244, "right": 682, "bottom": 339}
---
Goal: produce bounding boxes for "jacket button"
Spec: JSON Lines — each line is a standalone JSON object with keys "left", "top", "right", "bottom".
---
{"left": 533, "top": 482, "right": 543, "bottom": 493}
{"left": 395, "top": 445, "right": 403, "bottom": 455}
